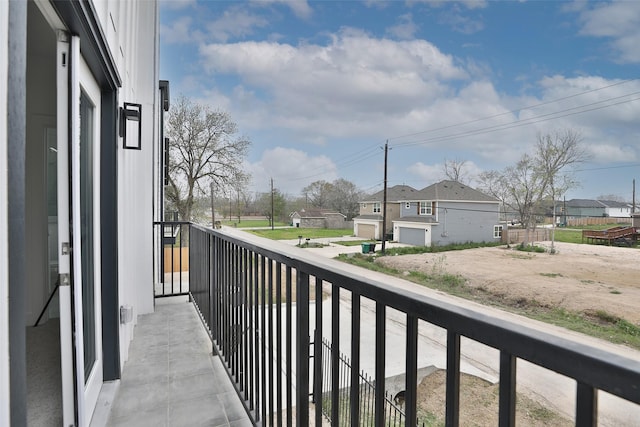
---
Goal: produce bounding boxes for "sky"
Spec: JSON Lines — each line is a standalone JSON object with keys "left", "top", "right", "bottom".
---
{"left": 159, "top": 0, "right": 640, "bottom": 202}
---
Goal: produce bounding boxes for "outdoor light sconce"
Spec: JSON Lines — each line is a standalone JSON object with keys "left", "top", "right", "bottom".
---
{"left": 120, "top": 102, "right": 142, "bottom": 150}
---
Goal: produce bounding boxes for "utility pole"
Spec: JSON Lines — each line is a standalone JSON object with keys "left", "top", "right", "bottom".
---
{"left": 381, "top": 141, "right": 389, "bottom": 254}
{"left": 271, "top": 178, "right": 275, "bottom": 230}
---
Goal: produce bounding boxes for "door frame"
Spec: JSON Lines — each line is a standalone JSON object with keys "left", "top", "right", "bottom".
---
{"left": 50, "top": 0, "right": 123, "bottom": 384}
{"left": 46, "top": 0, "right": 122, "bottom": 424}
{"left": 74, "top": 43, "right": 104, "bottom": 426}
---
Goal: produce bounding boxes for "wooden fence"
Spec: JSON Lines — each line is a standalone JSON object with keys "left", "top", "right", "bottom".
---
{"left": 566, "top": 217, "right": 631, "bottom": 227}
{"left": 163, "top": 247, "right": 189, "bottom": 273}
{"left": 503, "top": 228, "right": 550, "bottom": 245}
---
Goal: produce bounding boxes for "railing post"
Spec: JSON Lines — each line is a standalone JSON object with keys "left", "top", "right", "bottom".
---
{"left": 446, "top": 331, "right": 461, "bottom": 427}
{"left": 374, "top": 302, "right": 386, "bottom": 427}
{"left": 350, "top": 293, "right": 361, "bottom": 427}
{"left": 405, "top": 315, "right": 418, "bottom": 427}
{"left": 313, "top": 277, "right": 323, "bottom": 426}
{"left": 499, "top": 351, "right": 516, "bottom": 427}
{"left": 286, "top": 266, "right": 293, "bottom": 427}
{"left": 296, "top": 271, "right": 310, "bottom": 427}
{"left": 275, "top": 263, "right": 282, "bottom": 426}
{"left": 576, "top": 382, "right": 597, "bottom": 427}
{"left": 210, "top": 232, "right": 217, "bottom": 343}
{"left": 331, "top": 284, "right": 340, "bottom": 425}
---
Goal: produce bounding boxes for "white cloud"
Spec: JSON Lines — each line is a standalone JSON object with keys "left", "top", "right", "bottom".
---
{"left": 185, "top": 22, "right": 640, "bottom": 196}
{"left": 247, "top": 147, "right": 338, "bottom": 194}
{"left": 532, "top": 75, "right": 640, "bottom": 130}
{"left": 250, "top": 0, "right": 313, "bottom": 19}
{"left": 199, "top": 29, "right": 468, "bottom": 140}
{"left": 576, "top": 1, "right": 640, "bottom": 63}
{"left": 407, "top": 162, "right": 441, "bottom": 184}
{"left": 159, "top": 0, "right": 196, "bottom": 11}
{"left": 160, "top": 16, "right": 195, "bottom": 44}
{"left": 207, "top": 6, "right": 270, "bottom": 42}
{"left": 408, "top": 1, "right": 488, "bottom": 10}
{"left": 438, "top": 7, "right": 484, "bottom": 34}
{"left": 587, "top": 143, "right": 637, "bottom": 164}
{"left": 386, "top": 14, "right": 419, "bottom": 40}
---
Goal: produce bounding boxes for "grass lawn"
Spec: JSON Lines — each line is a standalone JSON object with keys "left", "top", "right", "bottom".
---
{"left": 552, "top": 223, "right": 636, "bottom": 244}
{"left": 248, "top": 227, "right": 353, "bottom": 240}
{"left": 550, "top": 228, "right": 583, "bottom": 244}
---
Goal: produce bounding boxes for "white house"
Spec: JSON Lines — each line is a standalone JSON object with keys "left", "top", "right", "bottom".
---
{"left": 1, "top": 1, "right": 165, "bottom": 425}
{"left": 598, "top": 200, "right": 633, "bottom": 218}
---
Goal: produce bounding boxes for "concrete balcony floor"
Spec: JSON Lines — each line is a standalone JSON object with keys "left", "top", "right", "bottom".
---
{"left": 98, "top": 297, "right": 252, "bottom": 427}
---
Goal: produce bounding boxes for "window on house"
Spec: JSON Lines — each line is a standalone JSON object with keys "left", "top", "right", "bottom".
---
{"left": 419, "top": 201, "right": 432, "bottom": 215}
{"left": 373, "top": 202, "right": 381, "bottom": 213}
{"left": 494, "top": 225, "right": 503, "bottom": 239}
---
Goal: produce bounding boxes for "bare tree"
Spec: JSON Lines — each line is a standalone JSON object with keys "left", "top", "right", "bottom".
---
{"left": 478, "top": 129, "right": 587, "bottom": 248}
{"left": 443, "top": 158, "right": 470, "bottom": 183}
{"left": 477, "top": 170, "right": 511, "bottom": 222}
{"left": 536, "top": 129, "right": 588, "bottom": 252}
{"left": 166, "top": 96, "right": 251, "bottom": 222}
{"left": 504, "top": 154, "right": 547, "bottom": 245}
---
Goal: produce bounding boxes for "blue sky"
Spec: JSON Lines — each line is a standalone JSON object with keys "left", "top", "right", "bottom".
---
{"left": 160, "top": 0, "right": 640, "bottom": 201}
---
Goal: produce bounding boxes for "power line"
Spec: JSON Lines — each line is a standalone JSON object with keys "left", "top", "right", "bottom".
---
{"left": 393, "top": 92, "right": 640, "bottom": 149}
{"left": 386, "top": 78, "right": 638, "bottom": 143}
{"left": 574, "top": 163, "right": 640, "bottom": 173}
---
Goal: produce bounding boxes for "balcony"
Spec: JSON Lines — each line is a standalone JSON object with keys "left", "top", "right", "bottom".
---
{"left": 149, "top": 222, "right": 640, "bottom": 426}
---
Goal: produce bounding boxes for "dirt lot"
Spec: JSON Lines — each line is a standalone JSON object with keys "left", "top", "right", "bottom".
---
{"left": 376, "top": 241, "right": 640, "bottom": 326}
{"left": 374, "top": 241, "right": 640, "bottom": 425}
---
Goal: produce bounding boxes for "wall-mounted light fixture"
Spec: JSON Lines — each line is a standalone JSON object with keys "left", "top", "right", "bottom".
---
{"left": 120, "top": 102, "right": 142, "bottom": 150}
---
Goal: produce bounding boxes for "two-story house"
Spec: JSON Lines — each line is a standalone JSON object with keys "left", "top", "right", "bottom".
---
{"left": 392, "top": 180, "right": 501, "bottom": 246}
{"left": 353, "top": 185, "right": 419, "bottom": 239}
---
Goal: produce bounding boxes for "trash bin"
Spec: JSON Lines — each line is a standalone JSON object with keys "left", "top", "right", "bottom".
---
{"left": 361, "top": 243, "right": 371, "bottom": 253}
{"left": 369, "top": 243, "right": 376, "bottom": 252}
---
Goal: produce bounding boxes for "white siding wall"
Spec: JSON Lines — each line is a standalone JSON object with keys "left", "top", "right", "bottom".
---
{"left": 0, "top": 2, "right": 9, "bottom": 423}
{"left": 95, "top": 0, "right": 159, "bottom": 366}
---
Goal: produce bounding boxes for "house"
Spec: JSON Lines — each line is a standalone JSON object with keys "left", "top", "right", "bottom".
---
{"left": 393, "top": 180, "right": 501, "bottom": 246}
{"left": 290, "top": 208, "right": 347, "bottom": 229}
{"left": 353, "top": 185, "right": 419, "bottom": 239}
{"left": 563, "top": 199, "right": 607, "bottom": 219}
{"left": 597, "top": 200, "right": 633, "bottom": 218}
{"left": 2, "top": 1, "right": 165, "bottom": 425}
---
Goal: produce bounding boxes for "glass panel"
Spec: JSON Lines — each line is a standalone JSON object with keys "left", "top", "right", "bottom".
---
{"left": 79, "top": 91, "right": 96, "bottom": 382}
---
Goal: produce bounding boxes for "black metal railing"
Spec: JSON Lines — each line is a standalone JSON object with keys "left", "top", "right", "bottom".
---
{"left": 320, "top": 337, "right": 413, "bottom": 427}
{"left": 153, "top": 221, "right": 190, "bottom": 297}
{"left": 155, "top": 222, "right": 640, "bottom": 426}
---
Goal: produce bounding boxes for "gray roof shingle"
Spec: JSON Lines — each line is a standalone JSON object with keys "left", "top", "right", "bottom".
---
{"left": 418, "top": 180, "right": 498, "bottom": 202}
{"left": 361, "top": 185, "right": 419, "bottom": 203}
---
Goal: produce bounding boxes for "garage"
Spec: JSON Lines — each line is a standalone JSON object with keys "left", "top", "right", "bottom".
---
{"left": 398, "top": 227, "right": 429, "bottom": 246}
{"left": 357, "top": 223, "right": 376, "bottom": 239}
